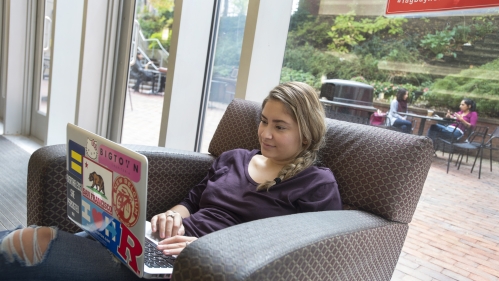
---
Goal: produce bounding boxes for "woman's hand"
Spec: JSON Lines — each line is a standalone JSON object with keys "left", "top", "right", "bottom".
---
{"left": 151, "top": 210, "right": 185, "bottom": 239}
{"left": 446, "top": 110, "right": 453, "bottom": 118}
{"left": 157, "top": 235, "right": 198, "bottom": 256}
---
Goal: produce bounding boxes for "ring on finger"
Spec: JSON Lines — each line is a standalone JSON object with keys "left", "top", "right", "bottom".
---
{"left": 167, "top": 214, "right": 175, "bottom": 219}
{"left": 185, "top": 241, "right": 190, "bottom": 247}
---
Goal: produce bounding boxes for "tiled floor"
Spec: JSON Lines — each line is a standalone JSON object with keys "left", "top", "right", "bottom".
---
{"left": 2, "top": 91, "right": 499, "bottom": 280}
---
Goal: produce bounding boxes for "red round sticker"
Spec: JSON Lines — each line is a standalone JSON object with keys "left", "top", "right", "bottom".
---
{"left": 112, "top": 176, "right": 140, "bottom": 228}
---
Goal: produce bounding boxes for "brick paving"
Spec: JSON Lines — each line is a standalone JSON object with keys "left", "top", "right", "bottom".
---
{"left": 121, "top": 90, "right": 226, "bottom": 152}
{"left": 123, "top": 92, "right": 499, "bottom": 281}
{"left": 392, "top": 154, "right": 499, "bottom": 281}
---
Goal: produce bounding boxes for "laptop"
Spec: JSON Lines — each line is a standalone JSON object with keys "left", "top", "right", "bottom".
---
{"left": 66, "top": 123, "right": 175, "bottom": 279}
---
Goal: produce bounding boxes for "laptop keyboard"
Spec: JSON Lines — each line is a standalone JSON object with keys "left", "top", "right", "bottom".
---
{"left": 144, "top": 239, "right": 176, "bottom": 268}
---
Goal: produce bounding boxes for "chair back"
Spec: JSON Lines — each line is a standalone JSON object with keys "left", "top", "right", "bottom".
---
{"left": 467, "top": 126, "right": 489, "bottom": 146}
{"left": 209, "top": 99, "right": 433, "bottom": 224}
{"left": 485, "top": 126, "right": 499, "bottom": 146}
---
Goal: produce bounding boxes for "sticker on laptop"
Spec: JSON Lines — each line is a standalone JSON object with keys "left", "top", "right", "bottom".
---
{"left": 82, "top": 158, "right": 113, "bottom": 214}
{"left": 67, "top": 173, "right": 83, "bottom": 224}
{"left": 113, "top": 176, "right": 140, "bottom": 228}
{"left": 99, "top": 144, "right": 141, "bottom": 182}
{"left": 68, "top": 140, "right": 85, "bottom": 181}
{"left": 86, "top": 138, "right": 98, "bottom": 160}
{"left": 81, "top": 197, "right": 143, "bottom": 276}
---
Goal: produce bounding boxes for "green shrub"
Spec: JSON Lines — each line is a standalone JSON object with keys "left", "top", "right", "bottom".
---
{"left": 327, "top": 14, "right": 407, "bottom": 53}
{"left": 420, "top": 27, "right": 456, "bottom": 59}
{"left": 280, "top": 67, "right": 321, "bottom": 89}
{"left": 426, "top": 58, "right": 499, "bottom": 117}
{"left": 472, "top": 16, "right": 498, "bottom": 38}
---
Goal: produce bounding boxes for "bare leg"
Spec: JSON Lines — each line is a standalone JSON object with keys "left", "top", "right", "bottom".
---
{"left": 1, "top": 227, "right": 56, "bottom": 266}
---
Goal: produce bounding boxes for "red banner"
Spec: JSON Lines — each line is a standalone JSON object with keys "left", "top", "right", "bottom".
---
{"left": 386, "top": 0, "right": 499, "bottom": 15}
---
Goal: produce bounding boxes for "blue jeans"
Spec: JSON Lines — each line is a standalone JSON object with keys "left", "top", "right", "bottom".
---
{"left": 0, "top": 226, "right": 141, "bottom": 281}
{"left": 427, "top": 124, "right": 463, "bottom": 150}
{"left": 393, "top": 118, "right": 412, "bottom": 134}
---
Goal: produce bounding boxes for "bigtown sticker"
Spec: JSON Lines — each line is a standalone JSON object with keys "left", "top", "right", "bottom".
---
{"left": 99, "top": 145, "right": 141, "bottom": 182}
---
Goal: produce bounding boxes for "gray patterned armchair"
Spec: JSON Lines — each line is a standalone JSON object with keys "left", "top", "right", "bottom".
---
{"left": 27, "top": 98, "right": 433, "bottom": 280}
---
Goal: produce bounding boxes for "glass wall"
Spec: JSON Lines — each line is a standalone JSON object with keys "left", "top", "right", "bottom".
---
{"left": 37, "top": 0, "right": 54, "bottom": 114}
{"left": 198, "top": 0, "right": 249, "bottom": 153}
{"left": 121, "top": 0, "right": 174, "bottom": 146}
{"left": 281, "top": 0, "right": 499, "bottom": 126}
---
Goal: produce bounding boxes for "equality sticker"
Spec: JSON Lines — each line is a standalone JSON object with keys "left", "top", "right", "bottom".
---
{"left": 68, "top": 140, "right": 85, "bottom": 181}
{"left": 99, "top": 145, "right": 141, "bottom": 182}
{"left": 112, "top": 176, "right": 140, "bottom": 228}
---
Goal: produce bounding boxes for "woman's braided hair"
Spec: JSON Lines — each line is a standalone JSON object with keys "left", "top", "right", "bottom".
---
{"left": 256, "top": 82, "right": 327, "bottom": 191}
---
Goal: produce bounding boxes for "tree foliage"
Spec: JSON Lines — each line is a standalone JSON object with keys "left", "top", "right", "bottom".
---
{"left": 327, "top": 13, "right": 407, "bottom": 53}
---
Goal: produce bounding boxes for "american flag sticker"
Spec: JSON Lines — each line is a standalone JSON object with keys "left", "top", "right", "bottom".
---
{"left": 68, "top": 140, "right": 85, "bottom": 180}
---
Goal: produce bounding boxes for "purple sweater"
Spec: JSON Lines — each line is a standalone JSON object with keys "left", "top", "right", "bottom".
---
{"left": 452, "top": 111, "right": 478, "bottom": 132}
{"left": 179, "top": 149, "right": 342, "bottom": 237}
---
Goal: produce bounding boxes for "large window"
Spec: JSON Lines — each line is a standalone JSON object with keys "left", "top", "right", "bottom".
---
{"left": 281, "top": 1, "right": 499, "bottom": 122}
{"left": 37, "top": 0, "right": 54, "bottom": 115}
{"left": 198, "top": 0, "right": 249, "bottom": 153}
{"left": 121, "top": 0, "right": 174, "bottom": 146}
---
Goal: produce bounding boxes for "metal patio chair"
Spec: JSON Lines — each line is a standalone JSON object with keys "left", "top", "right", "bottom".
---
{"left": 453, "top": 126, "right": 489, "bottom": 179}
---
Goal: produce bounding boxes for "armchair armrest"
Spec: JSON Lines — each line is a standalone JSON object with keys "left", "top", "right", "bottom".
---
{"left": 27, "top": 144, "right": 215, "bottom": 233}
{"left": 173, "top": 210, "right": 407, "bottom": 281}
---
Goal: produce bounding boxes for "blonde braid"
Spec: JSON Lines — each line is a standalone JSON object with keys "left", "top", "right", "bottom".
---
{"left": 256, "top": 150, "right": 317, "bottom": 191}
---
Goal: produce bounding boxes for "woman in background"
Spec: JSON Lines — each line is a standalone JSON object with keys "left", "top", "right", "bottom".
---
{"left": 388, "top": 88, "right": 412, "bottom": 134}
{"left": 427, "top": 98, "right": 478, "bottom": 151}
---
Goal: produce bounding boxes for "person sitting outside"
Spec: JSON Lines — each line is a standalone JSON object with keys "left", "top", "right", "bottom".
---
{"left": 0, "top": 81, "right": 342, "bottom": 280}
{"left": 426, "top": 98, "right": 478, "bottom": 151}
{"left": 130, "top": 51, "right": 153, "bottom": 93}
{"left": 388, "top": 88, "right": 412, "bottom": 133}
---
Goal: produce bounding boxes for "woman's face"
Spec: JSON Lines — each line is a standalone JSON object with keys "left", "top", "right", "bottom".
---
{"left": 404, "top": 92, "right": 409, "bottom": 100}
{"left": 459, "top": 100, "right": 470, "bottom": 112}
{"left": 258, "top": 99, "right": 304, "bottom": 166}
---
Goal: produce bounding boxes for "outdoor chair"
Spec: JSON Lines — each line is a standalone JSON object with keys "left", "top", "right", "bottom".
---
{"left": 453, "top": 126, "right": 489, "bottom": 179}
{"left": 470, "top": 126, "right": 499, "bottom": 174}
{"left": 26, "top": 98, "right": 433, "bottom": 280}
{"left": 437, "top": 124, "right": 475, "bottom": 174}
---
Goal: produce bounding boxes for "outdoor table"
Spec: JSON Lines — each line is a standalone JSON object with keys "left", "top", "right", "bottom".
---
{"left": 399, "top": 112, "right": 456, "bottom": 136}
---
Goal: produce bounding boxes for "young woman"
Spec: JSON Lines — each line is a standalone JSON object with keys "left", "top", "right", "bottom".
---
{"left": 388, "top": 88, "right": 412, "bottom": 134}
{"left": 0, "top": 82, "right": 342, "bottom": 280}
{"left": 427, "top": 98, "right": 478, "bottom": 150}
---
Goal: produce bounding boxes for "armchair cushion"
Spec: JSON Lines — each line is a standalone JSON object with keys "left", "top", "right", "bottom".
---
{"left": 174, "top": 210, "right": 407, "bottom": 281}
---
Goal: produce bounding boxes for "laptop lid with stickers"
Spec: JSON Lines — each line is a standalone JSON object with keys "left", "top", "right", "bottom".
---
{"left": 66, "top": 123, "right": 150, "bottom": 278}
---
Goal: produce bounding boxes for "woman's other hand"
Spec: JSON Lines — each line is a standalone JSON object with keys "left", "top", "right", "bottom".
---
{"left": 446, "top": 110, "right": 453, "bottom": 118}
{"left": 151, "top": 211, "right": 185, "bottom": 239}
{"left": 157, "top": 236, "right": 198, "bottom": 256}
